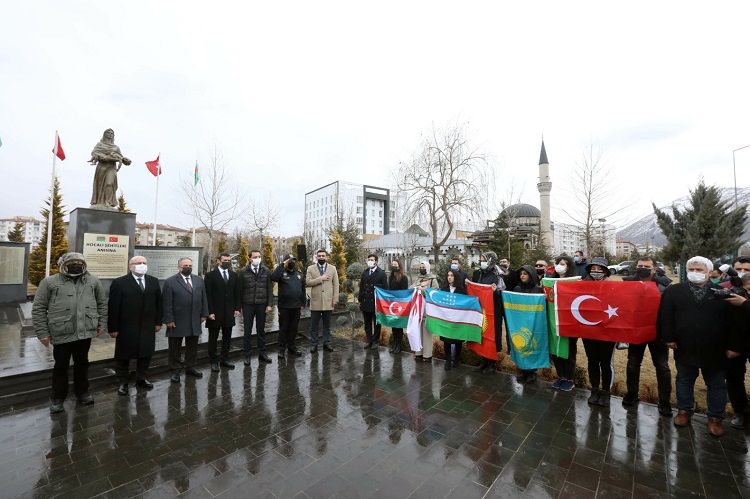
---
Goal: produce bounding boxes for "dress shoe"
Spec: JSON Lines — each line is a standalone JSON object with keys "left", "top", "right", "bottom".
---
{"left": 452, "top": 358, "right": 460, "bottom": 367}
{"left": 185, "top": 368, "right": 203, "bottom": 378}
{"left": 323, "top": 344, "right": 334, "bottom": 352}
{"left": 288, "top": 348, "right": 303, "bottom": 357}
{"left": 117, "top": 383, "right": 129, "bottom": 396}
{"left": 707, "top": 417, "right": 724, "bottom": 437}
{"left": 393, "top": 343, "right": 402, "bottom": 354}
{"left": 597, "top": 391, "right": 611, "bottom": 407}
{"left": 220, "top": 361, "right": 235, "bottom": 369}
{"left": 516, "top": 372, "right": 529, "bottom": 383}
{"left": 77, "top": 393, "right": 95, "bottom": 405}
{"left": 388, "top": 345, "right": 395, "bottom": 353}
{"left": 622, "top": 393, "right": 639, "bottom": 407}
{"left": 481, "top": 362, "right": 495, "bottom": 374}
{"left": 50, "top": 399, "right": 65, "bottom": 413}
{"left": 525, "top": 371, "right": 537, "bottom": 383}
{"left": 444, "top": 359, "right": 452, "bottom": 370}
{"left": 587, "top": 389, "right": 601, "bottom": 406}
{"left": 673, "top": 409, "right": 691, "bottom": 427}
{"left": 363, "top": 342, "right": 372, "bottom": 350}
{"left": 278, "top": 351, "right": 286, "bottom": 359}
{"left": 370, "top": 343, "right": 379, "bottom": 350}
{"left": 658, "top": 402, "right": 672, "bottom": 417}
{"left": 211, "top": 362, "right": 220, "bottom": 372}
{"left": 310, "top": 345, "right": 318, "bottom": 353}
{"left": 244, "top": 357, "right": 252, "bottom": 366}
{"left": 473, "top": 359, "right": 487, "bottom": 372}
{"left": 730, "top": 413, "right": 746, "bottom": 429}
{"left": 259, "top": 354, "right": 272, "bottom": 364}
{"left": 136, "top": 379, "right": 154, "bottom": 389}
{"left": 170, "top": 373, "right": 181, "bottom": 384}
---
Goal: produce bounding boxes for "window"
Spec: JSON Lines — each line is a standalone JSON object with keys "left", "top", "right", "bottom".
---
{"left": 356, "top": 207, "right": 362, "bottom": 214}
{"left": 357, "top": 196, "right": 363, "bottom": 203}
{"left": 379, "top": 221, "right": 383, "bottom": 227}
{"left": 379, "top": 210, "right": 382, "bottom": 217}
{"left": 356, "top": 217, "right": 363, "bottom": 224}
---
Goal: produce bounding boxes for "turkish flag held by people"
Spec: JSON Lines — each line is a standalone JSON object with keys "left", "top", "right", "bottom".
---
{"left": 466, "top": 281, "right": 497, "bottom": 359}
{"left": 555, "top": 280, "right": 661, "bottom": 343}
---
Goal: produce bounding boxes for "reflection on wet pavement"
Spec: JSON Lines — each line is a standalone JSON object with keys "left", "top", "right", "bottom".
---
{"left": 1, "top": 336, "right": 748, "bottom": 498}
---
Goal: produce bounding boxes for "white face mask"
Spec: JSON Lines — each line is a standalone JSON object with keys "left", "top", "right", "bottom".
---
{"left": 738, "top": 272, "right": 747, "bottom": 279}
{"left": 134, "top": 264, "right": 148, "bottom": 275}
{"left": 480, "top": 262, "right": 489, "bottom": 270}
{"left": 367, "top": 260, "right": 376, "bottom": 268}
{"left": 687, "top": 271, "right": 707, "bottom": 284}
{"left": 554, "top": 264, "right": 567, "bottom": 275}
{"left": 251, "top": 258, "right": 261, "bottom": 267}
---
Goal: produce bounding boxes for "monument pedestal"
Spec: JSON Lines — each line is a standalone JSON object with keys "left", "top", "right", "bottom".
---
{"left": 69, "top": 208, "right": 136, "bottom": 288}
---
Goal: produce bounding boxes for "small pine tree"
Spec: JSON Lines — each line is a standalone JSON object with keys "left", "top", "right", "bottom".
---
{"left": 117, "top": 191, "right": 131, "bottom": 213}
{"left": 7, "top": 222, "right": 25, "bottom": 242}
{"left": 329, "top": 230, "right": 347, "bottom": 279}
{"left": 29, "top": 177, "right": 68, "bottom": 285}
{"left": 176, "top": 234, "right": 192, "bottom": 247}
{"left": 262, "top": 235, "right": 275, "bottom": 269}
{"left": 217, "top": 237, "right": 227, "bottom": 254}
{"left": 237, "top": 238, "right": 249, "bottom": 269}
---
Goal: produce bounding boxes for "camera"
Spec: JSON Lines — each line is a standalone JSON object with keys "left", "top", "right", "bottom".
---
{"left": 711, "top": 286, "right": 748, "bottom": 299}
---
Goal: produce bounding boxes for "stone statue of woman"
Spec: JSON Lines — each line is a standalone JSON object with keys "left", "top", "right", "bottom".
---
{"left": 89, "top": 128, "right": 131, "bottom": 210}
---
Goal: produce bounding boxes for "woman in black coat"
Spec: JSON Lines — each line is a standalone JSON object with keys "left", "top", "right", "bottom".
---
{"left": 440, "top": 270, "right": 467, "bottom": 370}
{"left": 388, "top": 259, "right": 409, "bottom": 354}
{"left": 471, "top": 251, "right": 506, "bottom": 374}
{"left": 512, "top": 265, "right": 543, "bottom": 383}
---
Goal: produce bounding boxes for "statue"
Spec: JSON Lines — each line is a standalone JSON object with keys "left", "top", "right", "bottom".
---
{"left": 89, "top": 128, "right": 131, "bottom": 210}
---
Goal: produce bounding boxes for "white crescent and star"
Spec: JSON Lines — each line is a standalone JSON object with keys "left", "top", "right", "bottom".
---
{"left": 388, "top": 302, "right": 404, "bottom": 315}
{"left": 570, "top": 295, "right": 619, "bottom": 326}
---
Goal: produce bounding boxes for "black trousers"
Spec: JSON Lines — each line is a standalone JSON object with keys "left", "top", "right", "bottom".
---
{"left": 243, "top": 303, "right": 268, "bottom": 357}
{"left": 208, "top": 327, "right": 232, "bottom": 362}
{"left": 115, "top": 357, "right": 151, "bottom": 383}
{"left": 310, "top": 310, "right": 332, "bottom": 346}
{"left": 552, "top": 338, "right": 578, "bottom": 380}
{"left": 362, "top": 311, "right": 381, "bottom": 344}
{"left": 278, "top": 308, "right": 300, "bottom": 350}
{"left": 51, "top": 338, "right": 91, "bottom": 400}
{"left": 727, "top": 344, "right": 750, "bottom": 414}
{"left": 168, "top": 336, "right": 199, "bottom": 372}
{"left": 582, "top": 339, "right": 616, "bottom": 390}
{"left": 626, "top": 340, "right": 672, "bottom": 404}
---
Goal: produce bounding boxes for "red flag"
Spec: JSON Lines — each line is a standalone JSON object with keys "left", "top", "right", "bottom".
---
{"left": 146, "top": 155, "right": 161, "bottom": 176}
{"left": 52, "top": 134, "right": 65, "bottom": 160}
{"left": 466, "top": 281, "right": 497, "bottom": 359}
{"left": 555, "top": 280, "right": 661, "bottom": 343}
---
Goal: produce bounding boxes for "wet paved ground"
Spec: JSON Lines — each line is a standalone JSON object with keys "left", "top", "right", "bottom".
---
{"left": 2, "top": 336, "right": 750, "bottom": 499}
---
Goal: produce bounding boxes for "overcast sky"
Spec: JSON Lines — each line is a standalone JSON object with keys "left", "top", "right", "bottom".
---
{"left": 2, "top": 1, "right": 749, "bottom": 237}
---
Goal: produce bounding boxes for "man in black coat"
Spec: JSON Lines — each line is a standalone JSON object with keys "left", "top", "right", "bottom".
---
{"left": 108, "top": 256, "right": 162, "bottom": 396}
{"left": 450, "top": 255, "right": 468, "bottom": 288}
{"left": 271, "top": 254, "right": 306, "bottom": 360}
{"left": 358, "top": 254, "right": 388, "bottom": 349}
{"left": 658, "top": 256, "right": 742, "bottom": 437}
{"left": 205, "top": 252, "right": 242, "bottom": 372}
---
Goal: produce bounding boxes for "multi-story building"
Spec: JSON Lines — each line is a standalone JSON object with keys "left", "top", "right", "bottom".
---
{"left": 0, "top": 216, "right": 44, "bottom": 248}
{"left": 553, "top": 221, "right": 616, "bottom": 257}
{"left": 135, "top": 223, "right": 190, "bottom": 246}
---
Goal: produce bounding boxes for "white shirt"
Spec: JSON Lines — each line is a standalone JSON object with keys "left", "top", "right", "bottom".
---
{"left": 132, "top": 273, "right": 145, "bottom": 290}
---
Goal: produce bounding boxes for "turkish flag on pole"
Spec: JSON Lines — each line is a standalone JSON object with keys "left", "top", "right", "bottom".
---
{"left": 52, "top": 133, "right": 65, "bottom": 160}
{"left": 466, "top": 281, "right": 497, "bottom": 359}
{"left": 145, "top": 155, "right": 161, "bottom": 176}
{"left": 555, "top": 281, "right": 662, "bottom": 343}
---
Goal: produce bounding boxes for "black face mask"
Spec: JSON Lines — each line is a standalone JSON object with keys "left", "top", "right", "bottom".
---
{"left": 66, "top": 264, "right": 84, "bottom": 275}
{"left": 287, "top": 263, "right": 296, "bottom": 271}
{"left": 536, "top": 269, "right": 545, "bottom": 277}
{"left": 220, "top": 262, "right": 231, "bottom": 270}
{"left": 181, "top": 267, "right": 192, "bottom": 276}
{"left": 391, "top": 266, "right": 399, "bottom": 272}
{"left": 635, "top": 268, "right": 652, "bottom": 280}
{"left": 419, "top": 269, "right": 427, "bottom": 276}
{"left": 317, "top": 259, "right": 326, "bottom": 265}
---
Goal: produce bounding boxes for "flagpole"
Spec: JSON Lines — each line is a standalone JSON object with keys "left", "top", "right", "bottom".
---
{"left": 192, "top": 159, "right": 196, "bottom": 246}
{"left": 45, "top": 132, "right": 58, "bottom": 277}
{"left": 152, "top": 152, "right": 160, "bottom": 246}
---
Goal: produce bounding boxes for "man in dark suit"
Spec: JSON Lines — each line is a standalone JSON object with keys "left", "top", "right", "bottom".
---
{"left": 108, "top": 255, "right": 163, "bottom": 396}
{"left": 162, "top": 257, "right": 209, "bottom": 383}
{"left": 205, "top": 252, "right": 242, "bottom": 372}
{"left": 358, "top": 254, "right": 388, "bottom": 349}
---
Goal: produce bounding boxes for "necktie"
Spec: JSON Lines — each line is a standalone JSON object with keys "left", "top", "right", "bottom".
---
{"left": 137, "top": 277, "right": 144, "bottom": 291}
{"left": 223, "top": 270, "right": 228, "bottom": 283}
{"left": 185, "top": 277, "right": 193, "bottom": 292}
{"left": 253, "top": 267, "right": 258, "bottom": 275}
{"left": 320, "top": 265, "right": 325, "bottom": 275}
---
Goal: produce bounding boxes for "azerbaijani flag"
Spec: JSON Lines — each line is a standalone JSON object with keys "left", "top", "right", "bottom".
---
{"left": 541, "top": 276, "right": 580, "bottom": 359}
{"left": 424, "top": 289, "right": 483, "bottom": 342}
{"left": 503, "top": 291, "right": 550, "bottom": 370}
{"left": 466, "top": 281, "right": 496, "bottom": 359}
{"left": 194, "top": 160, "right": 200, "bottom": 186}
{"left": 375, "top": 288, "right": 417, "bottom": 328}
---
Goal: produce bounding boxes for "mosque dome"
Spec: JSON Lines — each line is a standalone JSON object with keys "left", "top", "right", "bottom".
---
{"left": 501, "top": 203, "right": 542, "bottom": 218}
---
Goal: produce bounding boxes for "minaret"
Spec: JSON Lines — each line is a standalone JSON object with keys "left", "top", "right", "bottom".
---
{"left": 537, "top": 140, "right": 554, "bottom": 250}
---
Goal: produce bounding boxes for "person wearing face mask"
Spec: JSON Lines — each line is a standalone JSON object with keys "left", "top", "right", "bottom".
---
{"left": 108, "top": 256, "right": 162, "bottom": 396}
{"left": 239, "top": 250, "right": 274, "bottom": 365}
{"left": 718, "top": 257, "right": 750, "bottom": 289}
{"left": 411, "top": 260, "right": 439, "bottom": 362}
{"left": 388, "top": 259, "right": 409, "bottom": 354}
{"left": 513, "top": 265, "right": 543, "bottom": 383}
{"left": 205, "top": 253, "right": 242, "bottom": 372}
{"left": 33, "top": 253, "right": 107, "bottom": 413}
{"left": 271, "top": 254, "right": 307, "bottom": 359}
{"left": 534, "top": 260, "right": 550, "bottom": 280}
{"left": 722, "top": 270, "right": 750, "bottom": 430}
{"left": 306, "top": 249, "right": 339, "bottom": 353}
{"left": 358, "top": 254, "right": 388, "bottom": 350}
{"left": 621, "top": 257, "right": 672, "bottom": 415}
{"left": 581, "top": 257, "right": 617, "bottom": 407}
{"left": 163, "top": 257, "right": 209, "bottom": 384}
{"left": 549, "top": 255, "right": 579, "bottom": 391}
{"left": 573, "top": 250, "right": 589, "bottom": 277}
{"left": 471, "top": 251, "right": 506, "bottom": 374}
{"left": 450, "top": 256, "right": 468, "bottom": 289}
{"left": 659, "top": 256, "right": 742, "bottom": 437}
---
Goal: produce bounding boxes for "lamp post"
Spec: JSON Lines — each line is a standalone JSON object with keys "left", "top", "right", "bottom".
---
{"left": 733, "top": 144, "right": 750, "bottom": 210}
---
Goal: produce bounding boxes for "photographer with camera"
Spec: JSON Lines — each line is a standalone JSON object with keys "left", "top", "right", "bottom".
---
{"left": 724, "top": 272, "right": 750, "bottom": 429}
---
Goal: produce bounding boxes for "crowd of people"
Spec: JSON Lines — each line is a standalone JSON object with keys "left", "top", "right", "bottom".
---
{"left": 32, "top": 248, "right": 750, "bottom": 438}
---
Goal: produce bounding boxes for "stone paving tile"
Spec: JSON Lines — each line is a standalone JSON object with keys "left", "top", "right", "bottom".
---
{"left": 1, "top": 336, "right": 749, "bottom": 498}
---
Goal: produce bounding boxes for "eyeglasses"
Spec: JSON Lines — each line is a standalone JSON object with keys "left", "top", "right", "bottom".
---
{"left": 535, "top": 264, "right": 546, "bottom": 268}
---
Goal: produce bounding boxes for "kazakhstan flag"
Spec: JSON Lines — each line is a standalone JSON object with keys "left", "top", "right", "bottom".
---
{"left": 502, "top": 291, "right": 550, "bottom": 370}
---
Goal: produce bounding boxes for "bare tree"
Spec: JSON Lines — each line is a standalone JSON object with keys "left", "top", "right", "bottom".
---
{"left": 395, "top": 121, "right": 493, "bottom": 260}
{"left": 246, "top": 194, "right": 281, "bottom": 248}
{"left": 178, "top": 143, "right": 246, "bottom": 268}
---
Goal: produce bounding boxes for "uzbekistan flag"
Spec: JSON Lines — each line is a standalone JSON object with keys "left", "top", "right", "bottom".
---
{"left": 424, "top": 289, "right": 483, "bottom": 342}
{"left": 503, "top": 291, "right": 550, "bottom": 370}
{"left": 541, "top": 276, "right": 580, "bottom": 359}
{"left": 375, "top": 288, "right": 417, "bottom": 328}
{"left": 466, "top": 281, "right": 496, "bottom": 359}
{"left": 555, "top": 280, "right": 661, "bottom": 343}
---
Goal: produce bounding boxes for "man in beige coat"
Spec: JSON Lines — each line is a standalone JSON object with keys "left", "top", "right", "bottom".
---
{"left": 306, "top": 249, "right": 339, "bottom": 353}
